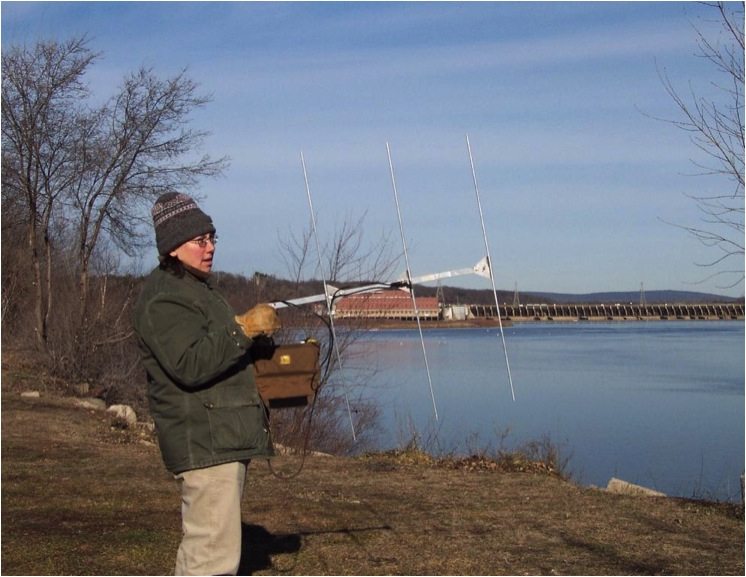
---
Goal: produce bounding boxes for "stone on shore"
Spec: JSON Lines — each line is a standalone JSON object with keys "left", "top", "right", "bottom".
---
{"left": 107, "top": 404, "right": 138, "bottom": 427}
{"left": 606, "top": 477, "right": 666, "bottom": 497}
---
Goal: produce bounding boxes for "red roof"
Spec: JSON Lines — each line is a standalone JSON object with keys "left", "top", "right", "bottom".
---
{"left": 334, "top": 289, "right": 439, "bottom": 317}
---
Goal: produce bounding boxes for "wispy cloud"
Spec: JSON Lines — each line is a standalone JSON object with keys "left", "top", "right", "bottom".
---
{"left": 2, "top": 2, "right": 738, "bottom": 295}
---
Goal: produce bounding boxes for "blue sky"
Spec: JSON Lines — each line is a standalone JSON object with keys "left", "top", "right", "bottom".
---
{"left": 3, "top": 1, "right": 743, "bottom": 297}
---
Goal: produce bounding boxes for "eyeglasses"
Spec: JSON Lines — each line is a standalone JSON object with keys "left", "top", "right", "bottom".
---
{"left": 188, "top": 234, "right": 218, "bottom": 248}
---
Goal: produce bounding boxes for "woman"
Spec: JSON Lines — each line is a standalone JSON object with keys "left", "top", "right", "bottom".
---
{"left": 133, "top": 191, "right": 279, "bottom": 575}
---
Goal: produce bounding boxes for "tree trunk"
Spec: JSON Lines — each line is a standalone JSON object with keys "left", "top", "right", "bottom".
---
{"left": 43, "top": 228, "right": 53, "bottom": 344}
{"left": 29, "top": 219, "right": 46, "bottom": 350}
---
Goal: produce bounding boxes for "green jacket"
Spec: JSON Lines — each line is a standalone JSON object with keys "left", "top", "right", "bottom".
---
{"left": 133, "top": 265, "right": 273, "bottom": 474}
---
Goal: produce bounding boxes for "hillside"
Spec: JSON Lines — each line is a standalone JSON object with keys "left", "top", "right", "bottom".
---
{"left": 522, "top": 289, "right": 744, "bottom": 305}
{"left": 210, "top": 272, "right": 743, "bottom": 307}
{"left": 2, "top": 376, "right": 743, "bottom": 575}
{"left": 416, "top": 285, "right": 743, "bottom": 306}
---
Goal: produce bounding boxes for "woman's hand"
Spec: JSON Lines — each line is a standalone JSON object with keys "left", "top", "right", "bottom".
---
{"left": 235, "top": 303, "right": 281, "bottom": 337}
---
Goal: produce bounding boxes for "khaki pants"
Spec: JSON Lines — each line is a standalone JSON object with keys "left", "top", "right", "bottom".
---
{"left": 174, "top": 461, "right": 249, "bottom": 576}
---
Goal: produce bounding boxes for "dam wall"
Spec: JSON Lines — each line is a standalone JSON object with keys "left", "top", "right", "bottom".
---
{"left": 469, "top": 302, "right": 744, "bottom": 322}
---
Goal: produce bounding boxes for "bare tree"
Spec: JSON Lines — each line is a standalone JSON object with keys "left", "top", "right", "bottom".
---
{"left": 2, "top": 38, "right": 96, "bottom": 348}
{"left": 280, "top": 210, "right": 399, "bottom": 284}
{"left": 273, "top": 212, "right": 400, "bottom": 453}
{"left": 68, "top": 66, "right": 228, "bottom": 316}
{"left": 279, "top": 223, "right": 314, "bottom": 284}
{"left": 2, "top": 37, "right": 228, "bottom": 362}
{"left": 657, "top": 2, "right": 744, "bottom": 288}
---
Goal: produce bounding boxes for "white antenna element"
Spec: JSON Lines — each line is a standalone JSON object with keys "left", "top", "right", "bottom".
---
{"left": 272, "top": 258, "right": 488, "bottom": 310}
{"left": 386, "top": 142, "right": 439, "bottom": 421}
{"left": 465, "top": 134, "right": 516, "bottom": 402}
{"left": 300, "top": 152, "right": 357, "bottom": 440}
{"left": 400, "top": 257, "right": 491, "bottom": 284}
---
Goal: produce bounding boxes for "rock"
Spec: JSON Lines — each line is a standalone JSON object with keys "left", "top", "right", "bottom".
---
{"left": 606, "top": 477, "right": 666, "bottom": 497}
{"left": 107, "top": 404, "right": 137, "bottom": 427}
{"left": 20, "top": 391, "right": 40, "bottom": 398}
{"left": 75, "top": 398, "right": 107, "bottom": 411}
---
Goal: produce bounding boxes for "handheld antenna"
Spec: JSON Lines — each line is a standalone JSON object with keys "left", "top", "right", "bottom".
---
{"left": 386, "top": 142, "right": 439, "bottom": 421}
{"left": 466, "top": 135, "right": 516, "bottom": 401}
{"left": 300, "top": 152, "right": 357, "bottom": 440}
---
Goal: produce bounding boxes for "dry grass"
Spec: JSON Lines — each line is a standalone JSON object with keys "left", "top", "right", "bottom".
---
{"left": 2, "top": 369, "right": 743, "bottom": 575}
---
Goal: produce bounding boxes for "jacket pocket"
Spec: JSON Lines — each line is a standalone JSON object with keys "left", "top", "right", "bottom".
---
{"left": 204, "top": 403, "right": 267, "bottom": 453}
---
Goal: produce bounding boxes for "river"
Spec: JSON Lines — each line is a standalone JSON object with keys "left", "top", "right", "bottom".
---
{"left": 349, "top": 321, "right": 744, "bottom": 502}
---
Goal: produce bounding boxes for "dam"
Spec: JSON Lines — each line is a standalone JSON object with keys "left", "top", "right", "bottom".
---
{"left": 469, "top": 302, "right": 745, "bottom": 322}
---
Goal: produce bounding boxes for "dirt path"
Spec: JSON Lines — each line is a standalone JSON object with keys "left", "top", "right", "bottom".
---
{"left": 2, "top": 393, "right": 743, "bottom": 575}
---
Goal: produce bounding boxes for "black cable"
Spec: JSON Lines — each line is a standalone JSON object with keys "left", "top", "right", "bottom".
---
{"left": 264, "top": 297, "right": 333, "bottom": 479}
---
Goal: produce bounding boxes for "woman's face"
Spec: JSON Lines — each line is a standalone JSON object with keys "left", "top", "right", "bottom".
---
{"left": 170, "top": 233, "right": 216, "bottom": 276}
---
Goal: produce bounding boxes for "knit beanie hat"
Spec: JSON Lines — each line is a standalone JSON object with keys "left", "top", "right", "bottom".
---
{"left": 152, "top": 192, "right": 216, "bottom": 255}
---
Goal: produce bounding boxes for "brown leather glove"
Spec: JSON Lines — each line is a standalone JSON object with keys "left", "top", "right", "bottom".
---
{"left": 235, "top": 303, "right": 281, "bottom": 338}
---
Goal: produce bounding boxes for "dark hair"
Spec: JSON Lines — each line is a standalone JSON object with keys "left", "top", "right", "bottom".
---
{"left": 158, "top": 254, "right": 186, "bottom": 278}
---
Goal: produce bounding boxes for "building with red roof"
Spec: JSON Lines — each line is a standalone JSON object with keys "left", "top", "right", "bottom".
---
{"left": 333, "top": 289, "right": 440, "bottom": 320}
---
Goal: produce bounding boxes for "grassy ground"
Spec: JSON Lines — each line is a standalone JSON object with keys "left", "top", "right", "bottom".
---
{"left": 2, "top": 387, "right": 743, "bottom": 575}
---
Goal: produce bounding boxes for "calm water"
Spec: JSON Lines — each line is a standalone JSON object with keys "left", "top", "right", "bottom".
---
{"left": 349, "top": 321, "right": 744, "bottom": 502}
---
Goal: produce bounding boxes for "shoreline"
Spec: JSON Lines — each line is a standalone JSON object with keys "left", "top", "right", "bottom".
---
{"left": 2, "top": 390, "right": 743, "bottom": 575}
{"left": 337, "top": 316, "right": 743, "bottom": 331}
